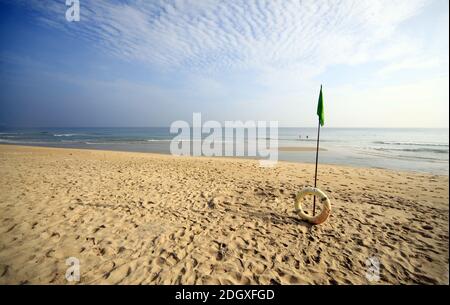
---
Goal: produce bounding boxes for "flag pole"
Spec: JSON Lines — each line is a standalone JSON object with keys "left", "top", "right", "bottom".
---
{"left": 312, "top": 118, "right": 321, "bottom": 216}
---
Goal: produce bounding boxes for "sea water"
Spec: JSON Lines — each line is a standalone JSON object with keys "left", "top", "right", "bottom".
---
{"left": 0, "top": 127, "right": 448, "bottom": 175}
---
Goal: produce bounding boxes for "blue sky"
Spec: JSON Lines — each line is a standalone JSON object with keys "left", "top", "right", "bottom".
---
{"left": 0, "top": 0, "right": 448, "bottom": 127}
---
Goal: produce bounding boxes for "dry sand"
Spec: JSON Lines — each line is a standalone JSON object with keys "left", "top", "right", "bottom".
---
{"left": 0, "top": 144, "right": 448, "bottom": 284}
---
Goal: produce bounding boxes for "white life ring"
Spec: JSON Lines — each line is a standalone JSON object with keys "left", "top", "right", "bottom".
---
{"left": 295, "top": 187, "right": 331, "bottom": 225}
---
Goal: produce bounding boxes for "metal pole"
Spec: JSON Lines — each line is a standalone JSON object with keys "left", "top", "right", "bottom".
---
{"left": 313, "top": 120, "right": 321, "bottom": 216}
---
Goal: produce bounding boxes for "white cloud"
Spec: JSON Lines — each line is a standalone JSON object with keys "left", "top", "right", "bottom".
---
{"left": 10, "top": 0, "right": 430, "bottom": 76}
{"left": 3, "top": 0, "right": 448, "bottom": 127}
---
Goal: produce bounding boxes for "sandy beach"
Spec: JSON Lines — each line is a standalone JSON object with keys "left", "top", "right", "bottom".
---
{"left": 0, "top": 144, "right": 448, "bottom": 284}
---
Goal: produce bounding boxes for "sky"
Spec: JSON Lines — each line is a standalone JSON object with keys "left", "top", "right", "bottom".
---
{"left": 0, "top": 0, "right": 448, "bottom": 128}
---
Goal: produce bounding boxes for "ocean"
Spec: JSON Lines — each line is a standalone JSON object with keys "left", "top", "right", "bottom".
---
{"left": 0, "top": 127, "right": 448, "bottom": 175}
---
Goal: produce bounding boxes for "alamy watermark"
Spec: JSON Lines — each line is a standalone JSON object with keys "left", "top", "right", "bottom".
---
{"left": 365, "top": 256, "right": 380, "bottom": 282}
{"left": 169, "top": 113, "right": 278, "bottom": 167}
{"left": 66, "top": 0, "right": 80, "bottom": 22}
{"left": 65, "top": 256, "right": 80, "bottom": 282}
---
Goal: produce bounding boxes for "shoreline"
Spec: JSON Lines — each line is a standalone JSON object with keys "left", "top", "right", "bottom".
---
{"left": 1, "top": 126, "right": 448, "bottom": 176}
{"left": 0, "top": 143, "right": 445, "bottom": 177}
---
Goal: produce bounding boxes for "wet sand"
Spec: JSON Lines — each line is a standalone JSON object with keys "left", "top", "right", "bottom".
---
{"left": 278, "top": 147, "right": 327, "bottom": 152}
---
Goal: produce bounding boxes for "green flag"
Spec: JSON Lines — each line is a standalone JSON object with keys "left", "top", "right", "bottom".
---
{"left": 317, "top": 85, "right": 325, "bottom": 126}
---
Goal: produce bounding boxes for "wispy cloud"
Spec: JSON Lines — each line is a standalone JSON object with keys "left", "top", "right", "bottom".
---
{"left": 2, "top": 0, "right": 448, "bottom": 127}
{"left": 7, "top": 0, "right": 429, "bottom": 76}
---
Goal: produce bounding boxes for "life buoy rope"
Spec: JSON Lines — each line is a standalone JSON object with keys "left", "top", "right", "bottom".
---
{"left": 295, "top": 187, "right": 331, "bottom": 225}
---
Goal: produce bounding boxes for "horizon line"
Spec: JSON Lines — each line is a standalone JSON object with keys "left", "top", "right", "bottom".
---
{"left": 0, "top": 125, "right": 448, "bottom": 129}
